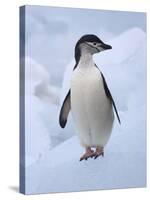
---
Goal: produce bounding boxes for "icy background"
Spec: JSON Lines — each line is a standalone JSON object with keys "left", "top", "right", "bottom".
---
{"left": 21, "top": 6, "right": 146, "bottom": 194}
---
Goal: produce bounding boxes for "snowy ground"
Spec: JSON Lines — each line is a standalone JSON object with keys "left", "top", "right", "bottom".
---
{"left": 26, "top": 106, "right": 146, "bottom": 194}
{"left": 24, "top": 57, "right": 75, "bottom": 166}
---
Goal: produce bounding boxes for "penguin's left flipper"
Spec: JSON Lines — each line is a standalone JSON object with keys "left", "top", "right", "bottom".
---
{"left": 101, "top": 72, "right": 121, "bottom": 124}
{"left": 59, "top": 90, "right": 71, "bottom": 128}
{"left": 95, "top": 64, "right": 121, "bottom": 124}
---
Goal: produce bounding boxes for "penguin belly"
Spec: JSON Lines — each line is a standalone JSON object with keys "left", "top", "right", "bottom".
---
{"left": 71, "top": 66, "right": 114, "bottom": 147}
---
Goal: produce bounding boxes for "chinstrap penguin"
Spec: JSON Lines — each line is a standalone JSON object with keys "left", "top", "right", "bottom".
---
{"left": 59, "top": 34, "right": 120, "bottom": 161}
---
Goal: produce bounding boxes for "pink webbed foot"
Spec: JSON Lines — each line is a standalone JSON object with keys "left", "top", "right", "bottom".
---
{"left": 79, "top": 147, "right": 95, "bottom": 161}
{"left": 94, "top": 146, "right": 104, "bottom": 159}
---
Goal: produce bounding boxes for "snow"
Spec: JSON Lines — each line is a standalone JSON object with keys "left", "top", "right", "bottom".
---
{"left": 24, "top": 27, "right": 147, "bottom": 194}
{"left": 25, "top": 94, "right": 51, "bottom": 166}
{"left": 25, "top": 57, "right": 52, "bottom": 166}
{"left": 25, "top": 57, "right": 75, "bottom": 166}
{"left": 25, "top": 6, "right": 146, "bottom": 88}
{"left": 96, "top": 27, "right": 146, "bottom": 64}
{"left": 25, "top": 57, "right": 60, "bottom": 105}
{"left": 26, "top": 107, "right": 146, "bottom": 194}
{"left": 94, "top": 27, "right": 147, "bottom": 111}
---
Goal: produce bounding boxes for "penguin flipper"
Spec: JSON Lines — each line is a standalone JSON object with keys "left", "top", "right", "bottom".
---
{"left": 100, "top": 72, "right": 121, "bottom": 124}
{"left": 59, "top": 90, "right": 71, "bottom": 128}
{"left": 95, "top": 64, "right": 121, "bottom": 124}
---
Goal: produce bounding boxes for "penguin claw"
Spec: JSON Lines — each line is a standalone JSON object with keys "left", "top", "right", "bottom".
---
{"left": 94, "top": 152, "right": 104, "bottom": 159}
{"left": 79, "top": 148, "right": 104, "bottom": 161}
{"left": 79, "top": 155, "right": 90, "bottom": 161}
{"left": 79, "top": 157, "right": 87, "bottom": 161}
{"left": 79, "top": 151, "right": 94, "bottom": 161}
{"left": 94, "top": 155, "right": 98, "bottom": 159}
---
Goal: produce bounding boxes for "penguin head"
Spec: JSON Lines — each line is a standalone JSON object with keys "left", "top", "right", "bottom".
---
{"left": 76, "top": 34, "right": 112, "bottom": 53}
{"left": 75, "top": 34, "right": 112, "bottom": 63}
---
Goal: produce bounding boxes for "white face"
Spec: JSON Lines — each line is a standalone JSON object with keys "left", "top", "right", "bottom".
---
{"left": 79, "top": 41, "right": 112, "bottom": 55}
{"left": 80, "top": 42, "right": 103, "bottom": 55}
{"left": 85, "top": 42, "right": 103, "bottom": 53}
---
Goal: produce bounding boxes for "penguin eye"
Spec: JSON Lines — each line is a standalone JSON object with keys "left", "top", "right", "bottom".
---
{"left": 93, "top": 42, "right": 97, "bottom": 46}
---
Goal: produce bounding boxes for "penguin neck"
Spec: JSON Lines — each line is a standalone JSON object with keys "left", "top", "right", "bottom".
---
{"left": 78, "top": 49, "right": 94, "bottom": 67}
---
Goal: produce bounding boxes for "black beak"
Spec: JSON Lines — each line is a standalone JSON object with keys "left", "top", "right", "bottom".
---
{"left": 101, "top": 43, "right": 112, "bottom": 50}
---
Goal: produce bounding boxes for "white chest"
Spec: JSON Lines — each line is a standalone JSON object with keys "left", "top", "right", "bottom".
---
{"left": 71, "top": 63, "right": 105, "bottom": 100}
{"left": 70, "top": 62, "right": 114, "bottom": 147}
{"left": 71, "top": 62, "right": 112, "bottom": 123}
